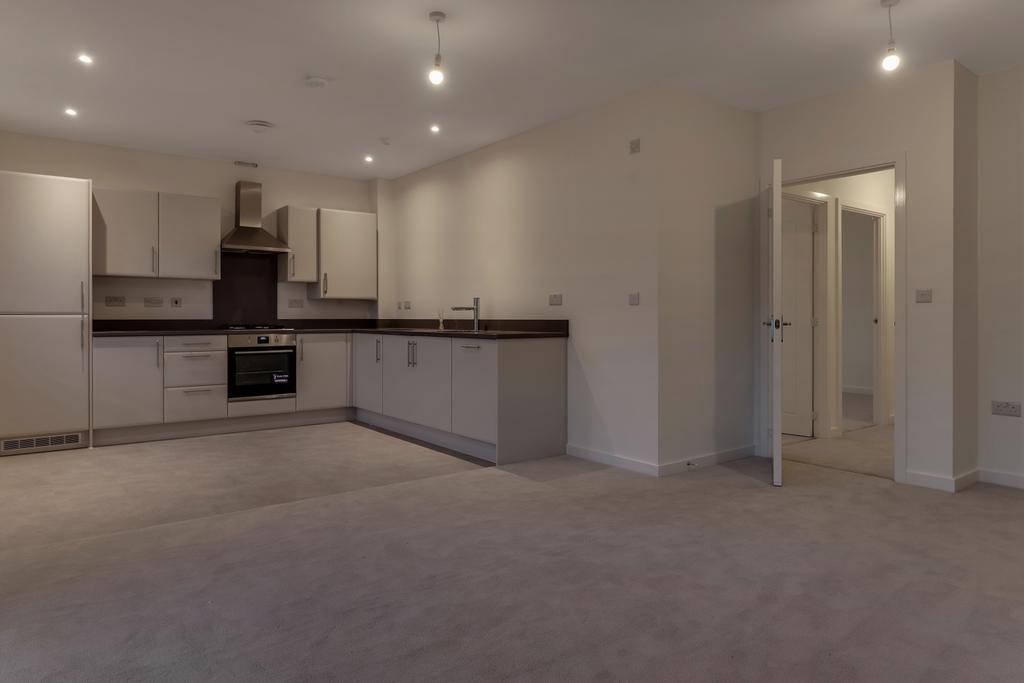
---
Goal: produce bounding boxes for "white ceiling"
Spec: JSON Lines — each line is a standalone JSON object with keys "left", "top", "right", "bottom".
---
{"left": 2, "top": 0, "right": 1023, "bottom": 180}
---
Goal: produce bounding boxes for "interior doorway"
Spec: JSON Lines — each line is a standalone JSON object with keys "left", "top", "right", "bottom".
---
{"left": 778, "top": 167, "right": 896, "bottom": 480}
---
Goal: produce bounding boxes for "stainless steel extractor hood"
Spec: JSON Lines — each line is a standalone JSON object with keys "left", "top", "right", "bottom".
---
{"left": 220, "top": 180, "right": 291, "bottom": 254}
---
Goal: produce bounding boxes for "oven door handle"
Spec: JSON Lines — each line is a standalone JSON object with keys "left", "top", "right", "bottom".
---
{"left": 232, "top": 349, "right": 295, "bottom": 355}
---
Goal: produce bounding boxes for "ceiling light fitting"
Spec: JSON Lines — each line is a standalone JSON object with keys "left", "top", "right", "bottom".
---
{"left": 880, "top": 0, "right": 901, "bottom": 72}
{"left": 64, "top": 107, "right": 78, "bottom": 117}
{"left": 304, "top": 75, "right": 330, "bottom": 88}
{"left": 430, "top": 124, "right": 441, "bottom": 133}
{"left": 364, "top": 155, "right": 374, "bottom": 163}
{"left": 245, "top": 119, "right": 276, "bottom": 133}
{"left": 77, "top": 53, "right": 93, "bottom": 65}
{"left": 428, "top": 11, "right": 446, "bottom": 86}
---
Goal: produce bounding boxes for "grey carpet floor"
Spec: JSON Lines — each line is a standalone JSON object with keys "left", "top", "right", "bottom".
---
{"left": 784, "top": 424, "right": 894, "bottom": 479}
{"left": 2, "top": 422, "right": 1024, "bottom": 682}
{"left": 843, "top": 391, "right": 875, "bottom": 431}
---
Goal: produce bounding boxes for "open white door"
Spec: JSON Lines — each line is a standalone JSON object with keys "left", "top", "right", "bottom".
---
{"left": 768, "top": 159, "right": 783, "bottom": 486}
{"left": 781, "top": 195, "right": 815, "bottom": 437}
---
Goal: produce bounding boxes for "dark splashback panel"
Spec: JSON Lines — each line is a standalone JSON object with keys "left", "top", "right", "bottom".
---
{"left": 212, "top": 252, "right": 278, "bottom": 326}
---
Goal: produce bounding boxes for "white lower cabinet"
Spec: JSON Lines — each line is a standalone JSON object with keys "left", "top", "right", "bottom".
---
{"left": 451, "top": 340, "right": 498, "bottom": 444}
{"left": 352, "top": 333, "right": 383, "bottom": 413}
{"left": 164, "top": 385, "right": 228, "bottom": 423}
{"left": 297, "top": 333, "right": 351, "bottom": 411}
{"left": 382, "top": 335, "right": 452, "bottom": 432}
{"left": 93, "top": 336, "right": 164, "bottom": 429}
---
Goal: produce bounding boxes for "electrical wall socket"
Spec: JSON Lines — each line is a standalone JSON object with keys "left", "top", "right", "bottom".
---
{"left": 629, "top": 138, "right": 641, "bottom": 154}
{"left": 287, "top": 298, "right": 304, "bottom": 309}
{"left": 143, "top": 296, "right": 164, "bottom": 308}
{"left": 548, "top": 294, "right": 563, "bottom": 306}
{"left": 992, "top": 401, "right": 1022, "bottom": 417}
{"left": 402, "top": 301, "right": 411, "bottom": 310}
{"left": 104, "top": 296, "right": 126, "bottom": 307}
{"left": 915, "top": 288, "right": 933, "bottom": 304}
{"left": 628, "top": 292, "right": 640, "bottom": 306}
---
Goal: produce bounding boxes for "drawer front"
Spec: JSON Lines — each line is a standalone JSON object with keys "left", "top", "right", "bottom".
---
{"left": 451, "top": 339, "right": 499, "bottom": 443}
{"left": 163, "top": 335, "right": 227, "bottom": 352}
{"left": 164, "top": 350, "right": 227, "bottom": 387}
{"left": 164, "top": 385, "right": 228, "bottom": 423}
{"left": 227, "top": 397, "right": 297, "bottom": 418}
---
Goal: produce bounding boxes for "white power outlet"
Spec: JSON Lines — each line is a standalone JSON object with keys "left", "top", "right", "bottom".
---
{"left": 992, "top": 401, "right": 1022, "bottom": 417}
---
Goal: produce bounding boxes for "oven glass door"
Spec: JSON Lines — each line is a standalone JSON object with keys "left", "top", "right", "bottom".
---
{"left": 229, "top": 347, "right": 296, "bottom": 400}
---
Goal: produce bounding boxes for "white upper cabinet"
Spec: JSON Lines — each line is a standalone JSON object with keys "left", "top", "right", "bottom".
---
{"left": 277, "top": 206, "right": 318, "bottom": 283}
{"left": 312, "top": 209, "right": 377, "bottom": 300}
{"left": 297, "top": 333, "right": 351, "bottom": 411}
{"left": 93, "top": 336, "right": 164, "bottom": 429}
{"left": 158, "top": 192, "right": 221, "bottom": 280}
{"left": 0, "top": 171, "right": 90, "bottom": 314}
{"left": 93, "top": 189, "right": 159, "bottom": 277}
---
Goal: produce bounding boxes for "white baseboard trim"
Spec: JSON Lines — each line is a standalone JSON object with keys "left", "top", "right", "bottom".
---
{"left": 904, "top": 468, "right": 979, "bottom": 493}
{"left": 658, "top": 444, "right": 755, "bottom": 476}
{"left": 93, "top": 408, "right": 353, "bottom": 447}
{"left": 843, "top": 386, "right": 875, "bottom": 396}
{"left": 566, "top": 443, "right": 754, "bottom": 477}
{"left": 979, "top": 468, "right": 1024, "bottom": 490}
{"left": 565, "top": 443, "right": 659, "bottom": 476}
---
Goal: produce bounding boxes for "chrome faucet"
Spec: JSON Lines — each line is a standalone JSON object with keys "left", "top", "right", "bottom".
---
{"left": 452, "top": 297, "right": 480, "bottom": 332}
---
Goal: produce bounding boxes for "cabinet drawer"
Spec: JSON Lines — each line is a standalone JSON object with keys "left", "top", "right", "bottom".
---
{"left": 164, "top": 385, "right": 227, "bottom": 423}
{"left": 163, "top": 350, "right": 227, "bottom": 387}
{"left": 228, "top": 397, "right": 296, "bottom": 418}
{"left": 163, "top": 335, "right": 226, "bottom": 352}
{"left": 451, "top": 340, "right": 498, "bottom": 443}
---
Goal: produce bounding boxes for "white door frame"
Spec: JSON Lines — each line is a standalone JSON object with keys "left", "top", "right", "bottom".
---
{"left": 759, "top": 157, "right": 907, "bottom": 486}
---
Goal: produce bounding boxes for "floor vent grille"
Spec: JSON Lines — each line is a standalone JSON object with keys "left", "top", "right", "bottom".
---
{"left": 1, "top": 432, "right": 83, "bottom": 455}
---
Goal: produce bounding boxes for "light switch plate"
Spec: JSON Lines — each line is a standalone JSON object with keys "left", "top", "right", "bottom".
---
{"left": 104, "top": 295, "right": 126, "bottom": 307}
{"left": 992, "top": 401, "right": 1022, "bottom": 417}
{"left": 629, "top": 138, "right": 641, "bottom": 154}
{"left": 628, "top": 292, "right": 641, "bottom": 306}
{"left": 403, "top": 301, "right": 411, "bottom": 310}
{"left": 549, "top": 294, "right": 563, "bottom": 306}
{"left": 915, "top": 288, "right": 933, "bottom": 304}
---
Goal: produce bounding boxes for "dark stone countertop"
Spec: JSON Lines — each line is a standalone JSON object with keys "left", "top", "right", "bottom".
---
{"left": 92, "top": 320, "right": 569, "bottom": 340}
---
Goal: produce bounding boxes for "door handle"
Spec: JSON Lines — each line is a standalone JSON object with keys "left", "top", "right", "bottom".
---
{"left": 290, "top": 254, "right": 296, "bottom": 277}
{"left": 181, "top": 341, "right": 212, "bottom": 346}
{"left": 152, "top": 246, "right": 157, "bottom": 273}
{"left": 156, "top": 340, "right": 161, "bottom": 368}
{"left": 299, "top": 338, "right": 304, "bottom": 362}
{"left": 322, "top": 273, "right": 328, "bottom": 295}
{"left": 460, "top": 344, "right": 481, "bottom": 350}
{"left": 407, "top": 340, "right": 412, "bottom": 367}
{"left": 375, "top": 338, "right": 381, "bottom": 362}
{"left": 412, "top": 341, "right": 418, "bottom": 367}
{"left": 183, "top": 388, "right": 213, "bottom": 395}
{"left": 214, "top": 250, "right": 219, "bottom": 276}
{"left": 80, "top": 281, "right": 85, "bottom": 313}
{"left": 182, "top": 353, "right": 211, "bottom": 359}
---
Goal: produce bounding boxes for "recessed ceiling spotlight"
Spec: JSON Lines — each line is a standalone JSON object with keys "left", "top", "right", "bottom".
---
{"left": 64, "top": 107, "right": 78, "bottom": 117}
{"left": 364, "top": 155, "right": 374, "bottom": 163}
{"left": 880, "top": 0, "right": 902, "bottom": 72}
{"left": 430, "top": 124, "right": 441, "bottom": 134}
{"left": 245, "top": 119, "right": 276, "bottom": 133}
{"left": 77, "top": 53, "right": 94, "bottom": 65}
{"left": 427, "top": 11, "right": 447, "bottom": 86}
{"left": 304, "top": 75, "right": 330, "bottom": 88}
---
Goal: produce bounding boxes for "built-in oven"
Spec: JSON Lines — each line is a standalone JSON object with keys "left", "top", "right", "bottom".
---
{"left": 227, "top": 333, "right": 297, "bottom": 402}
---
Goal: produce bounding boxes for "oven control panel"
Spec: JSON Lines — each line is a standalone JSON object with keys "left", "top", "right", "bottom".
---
{"left": 227, "top": 333, "right": 297, "bottom": 348}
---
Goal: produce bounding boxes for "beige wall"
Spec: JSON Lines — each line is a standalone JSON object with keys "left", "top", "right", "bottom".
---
{"left": 0, "top": 130, "right": 375, "bottom": 319}
{"left": 377, "top": 87, "right": 758, "bottom": 471}
{"left": 977, "top": 65, "right": 1024, "bottom": 488}
{"left": 759, "top": 60, "right": 961, "bottom": 489}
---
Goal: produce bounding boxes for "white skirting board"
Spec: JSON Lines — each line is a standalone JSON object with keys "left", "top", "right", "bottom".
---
{"left": 93, "top": 408, "right": 352, "bottom": 446}
{"left": 905, "top": 468, "right": 979, "bottom": 493}
{"left": 979, "top": 468, "right": 1024, "bottom": 490}
{"left": 566, "top": 443, "right": 754, "bottom": 477}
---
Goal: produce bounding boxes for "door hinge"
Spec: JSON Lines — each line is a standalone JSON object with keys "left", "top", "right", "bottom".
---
{"left": 811, "top": 317, "right": 820, "bottom": 327}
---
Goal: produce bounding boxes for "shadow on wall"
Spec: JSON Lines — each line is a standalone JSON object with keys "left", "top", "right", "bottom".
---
{"left": 714, "top": 198, "right": 758, "bottom": 454}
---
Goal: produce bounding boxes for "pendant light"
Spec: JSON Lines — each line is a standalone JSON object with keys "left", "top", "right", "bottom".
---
{"left": 880, "top": 0, "right": 901, "bottom": 72}
{"left": 428, "top": 11, "right": 446, "bottom": 86}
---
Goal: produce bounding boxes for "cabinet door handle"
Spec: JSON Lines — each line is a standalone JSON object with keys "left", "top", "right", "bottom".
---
{"left": 299, "top": 338, "right": 304, "bottom": 362}
{"left": 152, "top": 246, "right": 157, "bottom": 273}
{"left": 412, "top": 341, "right": 418, "bottom": 367}
{"left": 183, "top": 388, "right": 213, "bottom": 395}
{"left": 375, "top": 337, "right": 381, "bottom": 362}
{"left": 181, "top": 341, "right": 212, "bottom": 346}
{"left": 80, "top": 317, "right": 84, "bottom": 350}
{"left": 322, "top": 273, "right": 328, "bottom": 295}
{"left": 183, "top": 353, "right": 211, "bottom": 359}
{"left": 156, "top": 340, "right": 161, "bottom": 368}
{"left": 80, "top": 281, "right": 85, "bottom": 313}
{"left": 407, "top": 340, "right": 412, "bottom": 367}
{"left": 290, "top": 254, "right": 296, "bottom": 277}
{"left": 460, "top": 344, "right": 481, "bottom": 350}
{"left": 214, "top": 250, "right": 219, "bottom": 276}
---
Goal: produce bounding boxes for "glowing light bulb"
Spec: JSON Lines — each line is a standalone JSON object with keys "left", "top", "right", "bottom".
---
{"left": 64, "top": 107, "right": 78, "bottom": 117}
{"left": 428, "top": 67, "right": 445, "bottom": 85}
{"left": 882, "top": 49, "right": 900, "bottom": 71}
{"left": 364, "top": 155, "right": 374, "bottom": 163}
{"left": 430, "top": 124, "right": 441, "bottom": 133}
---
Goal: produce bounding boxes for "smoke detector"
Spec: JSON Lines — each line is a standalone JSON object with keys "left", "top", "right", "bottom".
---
{"left": 245, "top": 119, "right": 276, "bottom": 133}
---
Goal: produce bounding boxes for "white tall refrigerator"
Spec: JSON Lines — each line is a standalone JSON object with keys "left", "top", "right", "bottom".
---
{"left": 0, "top": 170, "right": 91, "bottom": 454}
